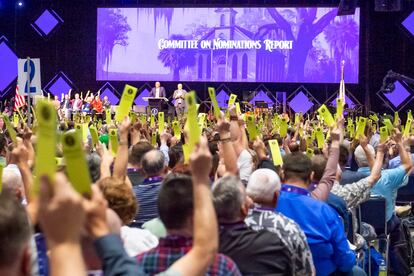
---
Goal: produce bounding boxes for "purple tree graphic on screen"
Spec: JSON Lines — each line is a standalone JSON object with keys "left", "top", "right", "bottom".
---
{"left": 97, "top": 9, "right": 131, "bottom": 79}
{"left": 158, "top": 35, "right": 196, "bottom": 81}
{"left": 262, "top": 8, "right": 337, "bottom": 81}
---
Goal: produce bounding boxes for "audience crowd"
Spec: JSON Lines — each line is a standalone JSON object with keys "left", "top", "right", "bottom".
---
{"left": 1, "top": 100, "right": 414, "bottom": 276}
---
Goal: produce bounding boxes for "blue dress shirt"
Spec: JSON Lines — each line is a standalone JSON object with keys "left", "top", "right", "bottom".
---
{"left": 276, "top": 185, "right": 356, "bottom": 276}
{"left": 358, "top": 166, "right": 408, "bottom": 221}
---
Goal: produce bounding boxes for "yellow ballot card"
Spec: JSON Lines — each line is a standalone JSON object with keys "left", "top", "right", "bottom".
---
{"left": 173, "top": 121, "right": 181, "bottom": 140}
{"left": 62, "top": 130, "right": 92, "bottom": 196}
{"left": 306, "top": 148, "right": 314, "bottom": 158}
{"left": 89, "top": 125, "right": 99, "bottom": 147}
{"left": 380, "top": 126, "right": 389, "bottom": 143}
{"left": 151, "top": 132, "right": 157, "bottom": 147}
{"left": 208, "top": 87, "right": 220, "bottom": 118}
{"left": 13, "top": 113, "right": 19, "bottom": 128}
{"left": 105, "top": 109, "right": 111, "bottom": 124}
{"left": 336, "top": 98, "right": 344, "bottom": 118}
{"left": 158, "top": 112, "right": 165, "bottom": 134}
{"left": 246, "top": 115, "right": 258, "bottom": 141}
{"left": 306, "top": 136, "right": 313, "bottom": 148}
{"left": 404, "top": 118, "right": 412, "bottom": 138}
{"left": 370, "top": 113, "right": 379, "bottom": 122}
{"left": 318, "top": 104, "right": 335, "bottom": 127}
{"left": 355, "top": 117, "right": 367, "bottom": 139}
{"left": 109, "top": 129, "right": 118, "bottom": 156}
{"left": 347, "top": 124, "right": 355, "bottom": 138}
{"left": 268, "top": 140, "right": 283, "bottom": 166}
{"left": 279, "top": 118, "right": 288, "bottom": 138}
{"left": 150, "top": 115, "right": 155, "bottom": 128}
{"left": 140, "top": 114, "right": 146, "bottom": 126}
{"left": 383, "top": 119, "right": 393, "bottom": 133}
{"left": 408, "top": 110, "right": 413, "bottom": 121}
{"left": 115, "top": 84, "right": 138, "bottom": 122}
{"left": 185, "top": 91, "right": 200, "bottom": 151}
{"left": 394, "top": 112, "right": 400, "bottom": 126}
{"left": 198, "top": 113, "right": 207, "bottom": 127}
{"left": 33, "top": 101, "right": 57, "bottom": 195}
{"left": 2, "top": 115, "right": 17, "bottom": 143}
{"left": 235, "top": 102, "right": 241, "bottom": 116}
{"left": 182, "top": 144, "right": 190, "bottom": 164}
{"left": 315, "top": 127, "right": 324, "bottom": 149}
{"left": 295, "top": 113, "right": 302, "bottom": 125}
{"left": 129, "top": 112, "right": 137, "bottom": 124}
{"left": 228, "top": 94, "right": 237, "bottom": 107}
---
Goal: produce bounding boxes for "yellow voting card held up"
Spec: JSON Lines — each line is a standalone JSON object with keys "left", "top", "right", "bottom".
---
{"left": 228, "top": 94, "right": 237, "bottom": 107}
{"left": 318, "top": 104, "right": 335, "bottom": 127}
{"left": 62, "top": 130, "right": 92, "bottom": 196}
{"left": 105, "top": 109, "right": 111, "bottom": 124}
{"left": 182, "top": 144, "right": 190, "bottom": 164}
{"left": 355, "top": 117, "right": 367, "bottom": 139}
{"left": 89, "top": 125, "right": 99, "bottom": 148}
{"left": 268, "top": 140, "right": 283, "bottom": 166}
{"left": 2, "top": 114, "right": 17, "bottom": 144}
{"left": 336, "top": 98, "right": 344, "bottom": 118}
{"left": 279, "top": 118, "right": 288, "bottom": 138}
{"left": 109, "top": 129, "right": 118, "bottom": 156}
{"left": 235, "top": 102, "right": 241, "bottom": 116}
{"left": 306, "top": 148, "right": 314, "bottom": 158}
{"left": 151, "top": 132, "right": 157, "bottom": 147}
{"left": 380, "top": 126, "right": 389, "bottom": 143}
{"left": 404, "top": 118, "right": 412, "bottom": 138}
{"left": 208, "top": 87, "right": 221, "bottom": 119}
{"left": 33, "top": 101, "right": 57, "bottom": 195}
{"left": 13, "top": 113, "right": 19, "bottom": 128}
{"left": 115, "top": 84, "right": 138, "bottom": 122}
{"left": 246, "top": 115, "right": 258, "bottom": 141}
{"left": 315, "top": 127, "right": 324, "bottom": 149}
{"left": 383, "top": 118, "right": 393, "bottom": 133}
{"left": 158, "top": 112, "right": 165, "bottom": 134}
{"left": 185, "top": 91, "right": 200, "bottom": 151}
{"left": 173, "top": 121, "right": 181, "bottom": 140}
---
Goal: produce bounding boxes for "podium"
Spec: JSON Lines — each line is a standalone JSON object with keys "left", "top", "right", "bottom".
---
{"left": 143, "top": 97, "right": 169, "bottom": 115}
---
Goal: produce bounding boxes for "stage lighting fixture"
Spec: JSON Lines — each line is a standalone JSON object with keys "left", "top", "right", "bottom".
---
{"left": 337, "top": 0, "right": 357, "bottom": 16}
{"left": 375, "top": 0, "right": 401, "bottom": 12}
{"left": 17, "top": 1, "right": 23, "bottom": 7}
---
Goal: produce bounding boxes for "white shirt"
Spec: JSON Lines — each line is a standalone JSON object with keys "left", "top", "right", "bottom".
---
{"left": 155, "top": 88, "right": 160, "bottom": 98}
{"left": 237, "top": 149, "right": 253, "bottom": 183}
{"left": 73, "top": 99, "right": 81, "bottom": 111}
{"left": 121, "top": 226, "right": 159, "bottom": 256}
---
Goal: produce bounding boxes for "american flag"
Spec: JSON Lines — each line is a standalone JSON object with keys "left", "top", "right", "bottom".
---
{"left": 14, "top": 84, "right": 26, "bottom": 110}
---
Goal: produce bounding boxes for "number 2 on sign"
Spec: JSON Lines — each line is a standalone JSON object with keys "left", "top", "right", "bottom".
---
{"left": 24, "top": 60, "right": 37, "bottom": 94}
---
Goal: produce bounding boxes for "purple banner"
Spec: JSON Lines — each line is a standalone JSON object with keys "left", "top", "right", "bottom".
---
{"left": 97, "top": 7, "right": 360, "bottom": 83}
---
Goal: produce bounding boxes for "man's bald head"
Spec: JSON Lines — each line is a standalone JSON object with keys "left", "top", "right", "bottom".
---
{"left": 142, "top": 150, "right": 166, "bottom": 177}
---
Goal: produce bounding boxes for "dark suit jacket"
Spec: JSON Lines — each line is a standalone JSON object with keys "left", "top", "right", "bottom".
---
{"left": 149, "top": 87, "right": 166, "bottom": 98}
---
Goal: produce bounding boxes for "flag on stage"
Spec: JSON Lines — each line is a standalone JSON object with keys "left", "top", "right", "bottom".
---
{"left": 14, "top": 84, "right": 26, "bottom": 110}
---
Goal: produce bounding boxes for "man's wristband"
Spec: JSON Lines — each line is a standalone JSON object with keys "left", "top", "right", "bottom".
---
{"left": 119, "top": 140, "right": 128, "bottom": 146}
{"left": 230, "top": 115, "right": 238, "bottom": 121}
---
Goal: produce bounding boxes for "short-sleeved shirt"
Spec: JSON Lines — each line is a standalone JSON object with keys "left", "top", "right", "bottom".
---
{"left": 132, "top": 177, "right": 162, "bottom": 228}
{"left": 359, "top": 166, "right": 409, "bottom": 221}
{"left": 245, "top": 207, "right": 314, "bottom": 275}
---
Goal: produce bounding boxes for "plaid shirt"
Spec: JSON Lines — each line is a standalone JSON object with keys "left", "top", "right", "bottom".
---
{"left": 136, "top": 235, "right": 241, "bottom": 276}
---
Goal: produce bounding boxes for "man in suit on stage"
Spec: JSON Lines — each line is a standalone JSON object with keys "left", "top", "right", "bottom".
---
{"left": 173, "top": 83, "right": 187, "bottom": 118}
{"left": 149, "top": 82, "right": 166, "bottom": 98}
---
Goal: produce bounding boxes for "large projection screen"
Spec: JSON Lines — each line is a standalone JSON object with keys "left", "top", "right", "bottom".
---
{"left": 97, "top": 7, "right": 360, "bottom": 83}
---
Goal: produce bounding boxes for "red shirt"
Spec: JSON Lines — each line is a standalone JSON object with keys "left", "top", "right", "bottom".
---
{"left": 91, "top": 99, "right": 103, "bottom": 113}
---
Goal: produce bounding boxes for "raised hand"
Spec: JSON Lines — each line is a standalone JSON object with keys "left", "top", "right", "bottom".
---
{"left": 83, "top": 185, "right": 109, "bottom": 238}
{"left": 189, "top": 136, "right": 212, "bottom": 180}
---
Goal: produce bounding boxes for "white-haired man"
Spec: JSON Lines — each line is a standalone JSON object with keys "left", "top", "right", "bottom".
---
{"left": 245, "top": 168, "right": 314, "bottom": 275}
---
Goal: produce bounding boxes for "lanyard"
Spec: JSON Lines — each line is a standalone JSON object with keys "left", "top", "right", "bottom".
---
{"left": 143, "top": 176, "right": 163, "bottom": 184}
{"left": 281, "top": 184, "right": 311, "bottom": 197}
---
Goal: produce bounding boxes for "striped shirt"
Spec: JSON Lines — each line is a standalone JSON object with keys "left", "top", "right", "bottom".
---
{"left": 132, "top": 177, "right": 162, "bottom": 228}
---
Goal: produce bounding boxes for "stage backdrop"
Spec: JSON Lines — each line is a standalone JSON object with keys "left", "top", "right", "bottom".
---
{"left": 96, "top": 7, "right": 360, "bottom": 84}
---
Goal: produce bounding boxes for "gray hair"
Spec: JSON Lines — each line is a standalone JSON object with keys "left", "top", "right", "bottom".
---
{"left": 141, "top": 150, "right": 165, "bottom": 176}
{"left": 354, "top": 145, "right": 375, "bottom": 168}
{"left": 246, "top": 169, "right": 281, "bottom": 203}
{"left": 212, "top": 176, "right": 245, "bottom": 223}
{"left": 2, "top": 168, "right": 24, "bottom": 200}
{"left": 0, "top": 193, "right": 31, "bottom": 267}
